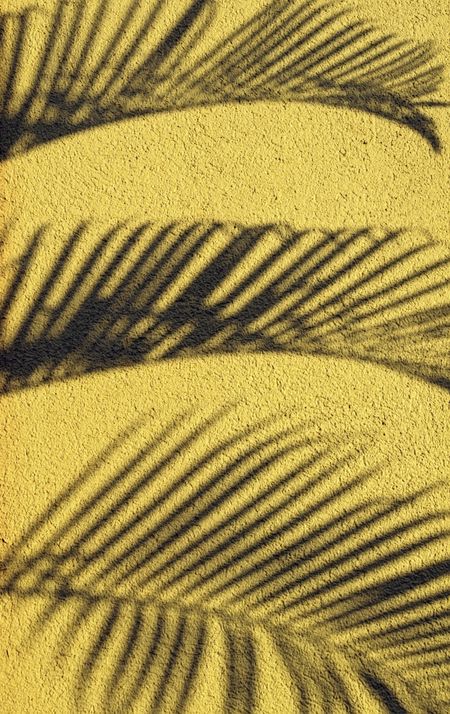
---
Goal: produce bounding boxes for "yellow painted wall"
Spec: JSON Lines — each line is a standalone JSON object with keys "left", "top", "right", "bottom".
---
{"left": 1, "top": 1, "right": 449, "bottom": 712}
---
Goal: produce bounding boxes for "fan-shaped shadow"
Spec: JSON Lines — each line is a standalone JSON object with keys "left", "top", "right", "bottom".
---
{"left": 1, "top": 220, "right": 449, "bottom": 394}
{"left": 0, "top": 0, "right": 445, "bottom": 160}
{"left": 1, "top": 412, "right": 449, "bottom": 712}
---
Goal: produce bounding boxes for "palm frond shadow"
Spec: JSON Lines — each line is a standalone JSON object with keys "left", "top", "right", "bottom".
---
{"left": 1, "top": 411, "right": 449, "bottom": 712}
{"left": 0, "top": 0, "right": 446, "bottom": 160}
{"left": 1, "top": 220, "right": 450, "bottom": 394}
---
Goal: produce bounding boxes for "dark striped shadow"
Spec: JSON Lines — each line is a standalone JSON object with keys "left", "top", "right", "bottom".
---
{"left": 0, "top": 0, "right": 446, "bottom": 160}
{"left": 1, "top": 220, "right": 450, "bottom": 394}
{"left": 1, "top": 411, "right": 449, "bottom": 712}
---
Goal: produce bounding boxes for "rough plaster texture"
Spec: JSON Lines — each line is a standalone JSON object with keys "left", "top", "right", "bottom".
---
{"left": 0, "top": 1, "right": 449, "bottom": 712}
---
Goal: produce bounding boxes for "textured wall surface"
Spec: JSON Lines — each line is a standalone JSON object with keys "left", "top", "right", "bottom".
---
{"left": 1, "top": 1, "right": 449, "bottom": 712}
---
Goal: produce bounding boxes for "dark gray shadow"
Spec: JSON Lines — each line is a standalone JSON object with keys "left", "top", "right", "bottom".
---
{"left": 1, "top": 413, "right": 449, "bottom": 711}
{"left": 1, "top": 221, "right": 449, "bottom": 394}
{"left": 0, "top": 0, "right": 446, "bottom": 160}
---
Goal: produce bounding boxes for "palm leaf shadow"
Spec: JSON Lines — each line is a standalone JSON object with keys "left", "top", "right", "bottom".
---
{"left": 1, "top": 220, "right": 450, "bottom": 394}
{"left": 1, "top": 410, "right": 449, "bottom": 712}
{"left": 0, "top": 0, "right": 446, "bottom": 160}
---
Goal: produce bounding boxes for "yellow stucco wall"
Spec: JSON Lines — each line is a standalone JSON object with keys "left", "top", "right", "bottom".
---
{"left": 0, "top": 1, "right": 449, "bottom": 712}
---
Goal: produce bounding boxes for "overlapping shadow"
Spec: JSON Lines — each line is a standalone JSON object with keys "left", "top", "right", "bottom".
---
{"left": 0, "top": 0, "right": 446, "bottom": 160}
{"left": 1, "top": 412, "right": 449, "bottom": 711}
{"left": 1, "top": 220, "right": 450, "bottom": 394}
